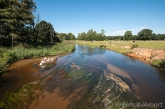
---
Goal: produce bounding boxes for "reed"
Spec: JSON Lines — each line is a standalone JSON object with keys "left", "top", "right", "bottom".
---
{"left": 0, "top": 42, "right": 75, "bottom": 72}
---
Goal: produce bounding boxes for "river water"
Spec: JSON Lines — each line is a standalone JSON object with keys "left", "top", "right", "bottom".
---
{"left": 1, "top": 44, "right": 165, "bottom": 108}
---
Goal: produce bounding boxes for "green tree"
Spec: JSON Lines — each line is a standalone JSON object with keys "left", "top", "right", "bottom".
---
{"left": 124, "top": 31, "right": 132, "bottom": 40}
{"left": 0, "top": 0, "right": 36, "bottom": 47}
{"left": 78, "top": 29, "right": 106, "bottom": 41}
{"left": 67, "top": 32, "right": 75, "bottom": 40}
{"left": 101, "top": 29, "right": 105, "bottom": 40}
{"left": 138, "top": 29, "right": 153, "bottom": 40}
{"left": 151, "top": 33, "right": 157, "bottom": 40}
{"left": 35, "top": 20, "right": 55, "bottom": 43}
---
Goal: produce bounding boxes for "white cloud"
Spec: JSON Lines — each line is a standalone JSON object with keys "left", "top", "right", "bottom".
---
{"left": 110, "top": 27, "right": 147, "bottom": 36}
{"left": 110, "top": 30, "right": 127, "bottom": 36}
{"left": 130, "top": 27, "right": 146, "bottom": 31}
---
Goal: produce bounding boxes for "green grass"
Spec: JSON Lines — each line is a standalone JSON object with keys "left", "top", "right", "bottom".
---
{"left": 152, "top": 59, "right": 165, "bottom": 70}
{"left": 75, "top": 40, "right": 132, "bottom": 54}
{"left": 75, "top": 40, "right": 165, "bottom": 50}
{"left": 0, "top": 41, "right": 75, "bottom": 72}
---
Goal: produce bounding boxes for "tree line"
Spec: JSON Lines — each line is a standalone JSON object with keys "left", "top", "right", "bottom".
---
{"left": 0, "top": 0, "right": 75, "bottom": 47}
{"left": 123, "top": 29, "right": 165, "bottom": 40}
{"left": 77, "top": 29, "right": 106, "bottom": 41}
{"left": 78, "top": 29, "right": 165, "bottom": 41}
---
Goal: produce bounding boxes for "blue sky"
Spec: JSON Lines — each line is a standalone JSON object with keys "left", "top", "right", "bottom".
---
{"left": 34, "top": 0, "right": 165, "bottom": 36}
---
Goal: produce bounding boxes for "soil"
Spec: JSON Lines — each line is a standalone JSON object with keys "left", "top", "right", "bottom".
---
{"left": 126, "top": 47, "right": 165, "bottom": 63}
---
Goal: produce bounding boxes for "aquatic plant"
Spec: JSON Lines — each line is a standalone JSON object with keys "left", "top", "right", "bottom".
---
{"left": 0, "top": 81, "right": 43, "bottom": 109}
{"left": 0, "top": 61, "right": 142, "bottom": 109}
{"left": 42, "top": 63, "right": 140, "bottom": 109}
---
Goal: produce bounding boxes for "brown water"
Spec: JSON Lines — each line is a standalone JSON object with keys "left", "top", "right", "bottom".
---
{"left": 1, "top": 44, "right": 165, "bottom": 108}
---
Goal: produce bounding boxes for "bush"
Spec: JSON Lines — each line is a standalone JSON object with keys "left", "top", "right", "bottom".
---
{"left": 152, "top": 60, "right": 161, "bottom": 67}
{"left": 131, "top": 44, "right": 138, "bottom": 49}
{"left": 159, "top": 59, "right": 165, "bottom": 70}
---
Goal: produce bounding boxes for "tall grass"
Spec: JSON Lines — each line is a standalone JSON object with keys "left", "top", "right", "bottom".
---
{"left": 0, "top": 42, "right": 75, "bottom": 72}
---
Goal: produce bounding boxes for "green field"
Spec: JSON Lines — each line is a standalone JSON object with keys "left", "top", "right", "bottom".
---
{"left": 75, "top": 40, "right": 165, "bottom": 53}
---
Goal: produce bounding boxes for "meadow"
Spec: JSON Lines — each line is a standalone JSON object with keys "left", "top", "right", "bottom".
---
{"left": 75, "top": 40, "right": 165, "bottom": 53}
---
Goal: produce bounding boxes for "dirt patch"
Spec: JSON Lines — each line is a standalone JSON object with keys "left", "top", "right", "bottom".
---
{"left": 127, "top": 48, "right": 165, "bottom": 63}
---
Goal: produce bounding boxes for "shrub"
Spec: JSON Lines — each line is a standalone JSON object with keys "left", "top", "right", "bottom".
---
{"left": 159, "top": 59, "right": 165, "bottom": 70}
{"left": 152, "top": 60, "right": 161, "bottom": 67}
{"left": 131, "top": 44, "right": 138, "bottom": 49}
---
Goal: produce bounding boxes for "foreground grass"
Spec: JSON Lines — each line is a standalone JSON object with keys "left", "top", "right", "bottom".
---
{"left": 0, "top": 41, "right": 75, "bottom": 72}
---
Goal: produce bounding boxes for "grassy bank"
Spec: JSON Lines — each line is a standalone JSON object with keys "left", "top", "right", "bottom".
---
{"left": 75, "top": 40, "right": 165, "bottom": 70}
{"left": 75, "top": 40, "right": 165, "bottom": 51}
{"left": 0, "top": 41, "right": 75, "bottom": 72}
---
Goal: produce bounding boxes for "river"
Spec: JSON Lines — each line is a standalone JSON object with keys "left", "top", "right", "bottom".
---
{"left": 1, "top": 44, "right": 165, "bottom": 109}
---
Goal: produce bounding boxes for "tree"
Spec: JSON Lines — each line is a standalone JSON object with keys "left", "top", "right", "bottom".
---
{"left": 138, "top": 29, "right": 153, "bottom": 40}
{"left": 124, "top": 31, "right": 132, "bottom": 40}
{"left": 67, "top": 33, "right": 75, "bottom": 40}
{"left": 101, "top": 29, "right": 105, "bottom": 36}
{"left": 78, "top": 29, "right": 105, "bottom": 41}
{"left": 0, "top": 0, "right": 36, "bottom": 47}
{"left": 100, "top": 29, "right": 105, "bottom": 40}
{"left": 35, "top": 20, "right": 55, "bottom": 43}
{"left": 151, "top": 33, "right": 157, "bottom": 40}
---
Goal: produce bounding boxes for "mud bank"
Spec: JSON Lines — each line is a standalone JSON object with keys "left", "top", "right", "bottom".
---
{"left": 126, "top": 48, "right": 165, "bottom": 64}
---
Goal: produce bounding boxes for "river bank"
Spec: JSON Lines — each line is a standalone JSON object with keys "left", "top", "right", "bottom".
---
{"left": 0, "top": 41, "right": 75, "bottom": 73}
{"left": 75, "top": 40, "right": 165, "bottom": 70}
{"left": 0, "top": 42, "right": 75, "bottom": 108}
{"left": 0, "top": 41, "right": 75, "bottom": 98}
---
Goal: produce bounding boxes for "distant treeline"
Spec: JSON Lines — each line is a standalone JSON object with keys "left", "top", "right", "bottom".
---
{"left": 77, "top": 29, "right": 165, "bottom": 41}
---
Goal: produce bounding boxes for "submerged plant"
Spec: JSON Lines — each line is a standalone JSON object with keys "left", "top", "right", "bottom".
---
{"left": 0, "top": 81, "right": 43, "bottom": 109}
